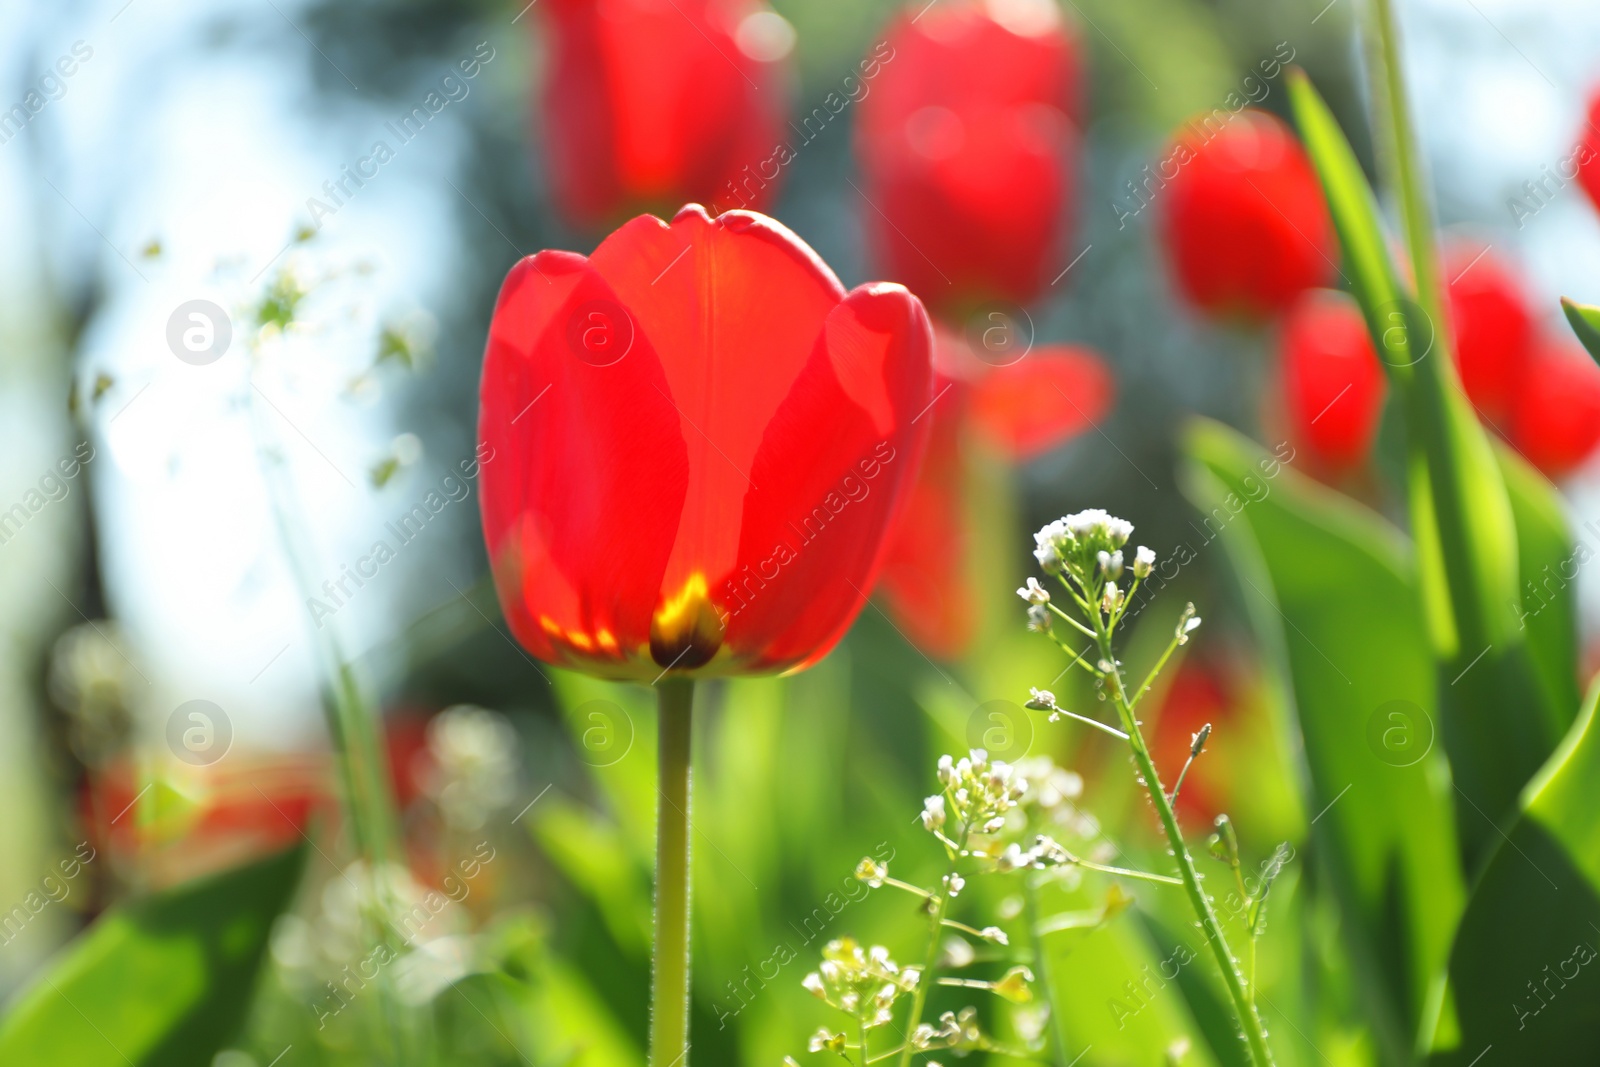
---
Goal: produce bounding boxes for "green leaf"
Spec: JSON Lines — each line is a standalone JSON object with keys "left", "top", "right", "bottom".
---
{"left": 1498, "top": 443, "right": 1581, "bottom": 742}
{"left": 1137, "top": 913, "right": 1251, "bottom": 1067}
{"left": 1180, "top": 418, "right": 1464, "bottom": 1063}
{"left": 1429, "top": 680, "right": 1600, "bottom": 1063}
{"left": 0, "top": 843, "right": 305, "bottom": 1066}
{"left": 1288, "top": 69, "right": 1553, "bottom": 859}
{"left": 1561, "top": 297, "right": 1600, "bottom": 364}
{"left": 1246, "top": 843, "right": 1292, "bottom": 940}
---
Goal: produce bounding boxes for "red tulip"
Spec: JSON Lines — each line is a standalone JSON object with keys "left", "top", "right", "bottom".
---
{"left": 537, "top": 0, "right": 794, "bottom": 227}
{"left": 478, "top": 205, "right": 934, "bottom": 679}
{"left": 1442, "top": 242, "right": 1535, "bottom": 425}
{"left": 855, "top": 0, "right": 1082, "bottom": 318}
{"left": 1509, "top": 337, "right": 1600, "bottom": 478}
{"left": 1278, "top": 289, "right": 1387, "bottom": 473}
{"left": 1578, "top": 87, "right": 1600, "bottom": 215}
{"left": 876, "top": 331, "right": 1112, "bottom": 659}
{"left": 1160, "top": 109, "right": 1336, "bottom": 321}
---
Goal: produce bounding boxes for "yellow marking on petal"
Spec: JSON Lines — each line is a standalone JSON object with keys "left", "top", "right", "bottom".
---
{"left": 650, "top": 572, "right": 724, "bottom": 671}
{"left": 538, "top": 615, "right": 562, "bottom": 636}
{"left": 596, "top": 629, "right": 619, "bottom": 653}
{"left": 568, "top": 631, "right": 594, "bottom": 651}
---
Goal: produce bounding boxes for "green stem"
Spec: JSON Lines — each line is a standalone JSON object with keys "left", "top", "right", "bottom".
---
{"left": 896, "top": 824, "right": 970, "bottom": 1067}
{"left": 651, "top": 680, "right": 695, "bottom": 1067}
{"left": 1023, "top": 873, "right": 1070, "bottom": 1067}
{"left": 1096, "top": 625, "right": 1276, "bottom": 1067}
{"left": 250, "top": 390, "right": 411, "bottom": 1063}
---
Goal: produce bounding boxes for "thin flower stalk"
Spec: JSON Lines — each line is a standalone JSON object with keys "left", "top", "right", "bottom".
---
{"left": 1027, "top": 510, "right": 1277, "bottom": 1067}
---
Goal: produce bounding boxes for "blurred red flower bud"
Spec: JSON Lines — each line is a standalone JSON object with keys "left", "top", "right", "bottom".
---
{"left": 1278, "top": 289, "right": 1387, "bottom": 474}
{"left": 1509, "top": 337, "right": 1600, "bottom": 478}
{"left": 1442, "top": 242, "right": 1536, "bottom": 425}
{"left": 855, "top": 0, "right": 1082, "bottom": 318}
{"left": 537, "top": 0, "right": 794, "bottom": 226}
{"left": 1160, "top": 110, "right": 1336, "bottom": 322}
{"left": 478, "top": 205, "right": 934, "bottom": 679}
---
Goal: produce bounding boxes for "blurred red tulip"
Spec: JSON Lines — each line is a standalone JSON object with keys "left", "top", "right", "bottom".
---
{"left": 1578, "top": 87, "right": 1600, "bottom": 215}
{"left": 1509, "top": 337, "right": 1600, "bottom": 478}
{"left": 967, "top": 346, "right": 1114, "bottom": 459}
{"left": 1151, "top": 657, "right": 1234, "bottom": 824}
{"left": 1160, "top": 110, "right": 1335, "bottom": 321}
{"left": 855, "top": 0, "right": 1082, "bottom": 318}
{"left": 538, "top": 0, "right": 794, "bottom": 226}
{"left": 479, "top": 205, "right": 934, "bottom": 679}
{"left": 876, "top": 332, "right": 1112, "bottom": 659}
{"left": 1279, "top": 290, "right": 1387, "bottom": 474}
{"left": 1442, "top": 242, "right": 1536, "bottom": 425}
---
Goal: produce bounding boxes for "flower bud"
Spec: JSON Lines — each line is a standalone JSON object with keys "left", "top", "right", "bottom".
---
{"left": 1133, "top": 545, "right": 1155, "bottom": 579}
{"left": 1016, "top": 576, "right": 1050, "bottom": 605}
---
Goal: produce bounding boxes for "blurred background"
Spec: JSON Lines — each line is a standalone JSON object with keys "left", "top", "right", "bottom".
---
{"left": 2, "top": 0, "right": 1600, "bottom": 1064}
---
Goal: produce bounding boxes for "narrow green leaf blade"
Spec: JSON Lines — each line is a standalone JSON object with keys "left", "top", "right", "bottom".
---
{"left": 1562, "top": 297, "right": 1600, "bottom": 365}
{"left": 1181, "top": 418, "right": 1464, "bottom": 1061}
{"left": 1498, "top": 443, "right": 1581, "bottom": 742}
{"left": 0, "top": 843, "right": 305, "bottom": 1066}
{"left": 1430, "top": 681, "right": 1600, "bottom": 1063}
{"left": 1289, "top": 68, "right": 1552, "bottom": 858}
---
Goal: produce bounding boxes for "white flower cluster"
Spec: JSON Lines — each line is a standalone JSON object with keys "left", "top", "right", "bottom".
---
{"left": 1032, "top": 508, "right": 1134, "bottom": 574}
{"left": 801, "top": 938, "right": 920, "bottom": 1029}
{"left": 927, "top": 748, "right": 1027, "bottom": 839}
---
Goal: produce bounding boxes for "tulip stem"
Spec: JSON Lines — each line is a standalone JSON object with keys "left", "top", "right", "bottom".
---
{"left": 651, "top": 678, "right": 695, "bottom": 1067}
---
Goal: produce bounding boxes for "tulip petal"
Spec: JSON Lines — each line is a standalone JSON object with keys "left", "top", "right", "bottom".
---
{"left": 478, "top": 251, "right": 690, "bottom": 675}
{"left": 967, "top": 345, "right": 1113, "bottom": 460}
{"left": 586, "top": 207, "right": 850, "bottom": 625}
{"left": 726, "top": 283, "right": 935, "bottom": 671}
